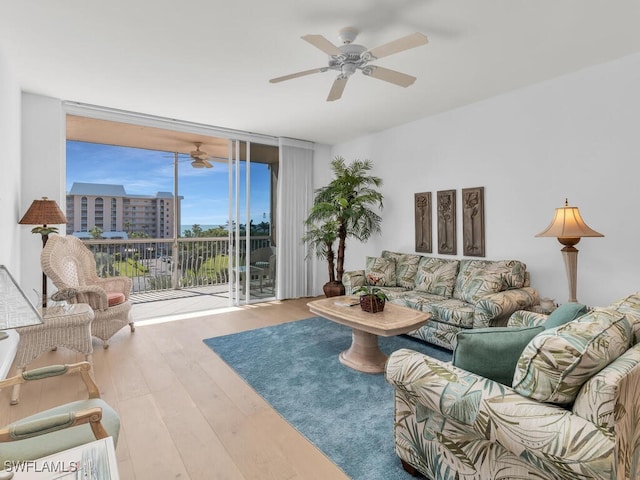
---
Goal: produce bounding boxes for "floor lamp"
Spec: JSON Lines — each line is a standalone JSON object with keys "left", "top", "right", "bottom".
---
{"left": 535, "top": 199, "right": 603, "bottom": 303}
{"left": 18, "top": 197, "right": 68, "bottom": 309}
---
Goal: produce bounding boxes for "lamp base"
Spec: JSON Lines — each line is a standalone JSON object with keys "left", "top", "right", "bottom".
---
{"left": 560, "top": 246, "right": 579, "bottom": 303}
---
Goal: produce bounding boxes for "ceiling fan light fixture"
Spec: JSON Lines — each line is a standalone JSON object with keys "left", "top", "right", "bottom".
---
{"left": 341, "top": 63, "right": 357, "bottom": 77}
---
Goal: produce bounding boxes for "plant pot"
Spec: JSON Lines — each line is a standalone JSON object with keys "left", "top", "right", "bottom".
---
{"left": 359, "top": 294, "right": 385, "bottom": 313}
{"left": 323, "top": 281, "right": 346, "bottom": 298}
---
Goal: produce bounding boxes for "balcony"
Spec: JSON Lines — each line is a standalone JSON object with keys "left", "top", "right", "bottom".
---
{"left": 81, "top": 236, "right": 275, "bottom": 320}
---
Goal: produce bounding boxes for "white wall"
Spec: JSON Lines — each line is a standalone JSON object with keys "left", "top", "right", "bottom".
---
{"left": 0, "top": 47, "right": 22, "bottom": 279}
{"left": 20, "top": 93, "right": 66, "bottom": 299}
{"left": 325, "top": 53, "right": 640, "bottom": 307}
{"left": 12, "top": 54, "right": 640, "bottom": 306}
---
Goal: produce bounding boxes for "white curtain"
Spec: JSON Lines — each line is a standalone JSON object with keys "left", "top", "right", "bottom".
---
{"left": 276, "top": 138, "right": 314, "bottom": 299}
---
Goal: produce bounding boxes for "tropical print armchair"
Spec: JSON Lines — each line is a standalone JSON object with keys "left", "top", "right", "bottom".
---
{"left": 384, "top": 292, "right": 640, "bottom": 480}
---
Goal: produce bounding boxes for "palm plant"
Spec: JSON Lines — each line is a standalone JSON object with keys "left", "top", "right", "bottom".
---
{"left": 304, "top": 156, "right": 384, "bottom": 295}
{"left": 302, "top": 219, "right": 339, "bottom": 285}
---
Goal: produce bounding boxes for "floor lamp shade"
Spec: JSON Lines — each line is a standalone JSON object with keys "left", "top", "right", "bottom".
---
{"left": 18, "top": 197, "right": 68, "bottom": 231}
{"left": 18, "top": 197, "right": 68, "bottom": 308}
{"left": 536, "top": 199, "right": 603, "bottom": 303}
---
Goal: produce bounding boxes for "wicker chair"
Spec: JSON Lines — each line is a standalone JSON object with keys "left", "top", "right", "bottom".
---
{"left": 41, "top": 234, "right": 135, "bottom": 348}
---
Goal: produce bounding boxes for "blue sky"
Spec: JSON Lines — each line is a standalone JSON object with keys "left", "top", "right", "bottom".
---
{"left": 66, "top": 141, "right": 272, "bottom": 228}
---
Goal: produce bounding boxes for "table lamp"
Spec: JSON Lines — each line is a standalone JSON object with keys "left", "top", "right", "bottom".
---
{"left": 19, "top": 196, "right": 68, "bottom": 308}
{"left": 535, "top": 199, "right": 603, "bottom": 303}
{"left": 0, "top": 265, "right": 43, "bottom": 340}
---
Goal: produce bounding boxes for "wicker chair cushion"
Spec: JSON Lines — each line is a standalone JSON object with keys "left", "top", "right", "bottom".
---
{"left": 107, "top": 292, "right": 126, "bottom": 307}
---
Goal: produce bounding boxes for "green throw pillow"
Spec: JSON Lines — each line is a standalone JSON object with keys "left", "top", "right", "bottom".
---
{"left": 544, "top": 302, "right": 588, "bottom": 329}
{"left": 452, "top": 326, "right": 544, "bottom": 386}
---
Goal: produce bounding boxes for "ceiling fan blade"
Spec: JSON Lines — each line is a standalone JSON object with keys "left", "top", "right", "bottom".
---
{"left": 327, "top": 76, "right": 348, "bottom": 102}
{"left": 270, "top": 67, "right": 327, "bottom": 83}
{"left": 364, "top": 32, "right": 428, "bottom": 60}
{"left": 302, "top": 34, "right": 343, "bottom": 56}
{"left": 191, "top": 158, "right": 213, "bottom": 169}
{"left": 363, "top": 66, "right": 416, "bottom": 88}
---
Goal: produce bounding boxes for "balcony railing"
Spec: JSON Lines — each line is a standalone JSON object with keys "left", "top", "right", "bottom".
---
{"left": 81, "top": 236, "right": 272, "bottom": 294}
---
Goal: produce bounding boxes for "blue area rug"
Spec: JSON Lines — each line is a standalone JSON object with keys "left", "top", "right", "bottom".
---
{"left": 203, "top": 316, "right": 451, "bottom": 480}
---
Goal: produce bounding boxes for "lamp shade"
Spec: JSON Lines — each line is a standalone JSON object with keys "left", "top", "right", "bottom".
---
{"left": 535, "top": 199, "right": 603, "bottom": 240}
{"left": 19, "top": 197, "right": 67, "bottom": 226}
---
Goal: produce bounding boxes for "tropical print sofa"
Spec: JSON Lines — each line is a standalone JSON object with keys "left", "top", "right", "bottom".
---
{"left": 385, "top": 292, "right": 640, "bottom": 480}
{"left": 343, "top": 250, "right": 539, "bottom": 350}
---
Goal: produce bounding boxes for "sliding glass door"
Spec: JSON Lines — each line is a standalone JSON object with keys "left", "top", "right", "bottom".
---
{"left": 229, "top": 140, "right": 278, "bottom": 304}
{"left": 64, "top": 105, "right": 280, "bottom": 311}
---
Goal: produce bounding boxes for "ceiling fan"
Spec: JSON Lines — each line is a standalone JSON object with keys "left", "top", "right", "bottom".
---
{"left": 269, "top": 27, "right": 428, "bottom": 101}
{"left": 189, "top": 142, "right": 213, "bottom": 168}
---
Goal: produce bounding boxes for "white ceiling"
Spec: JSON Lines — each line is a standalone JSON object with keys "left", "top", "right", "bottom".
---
{"left": 2, "top": 0, "right": 640, "bottom": 145}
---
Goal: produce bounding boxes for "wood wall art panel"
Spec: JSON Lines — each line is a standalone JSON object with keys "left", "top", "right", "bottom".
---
{"left": 414, "top": 192, "right": 432, "bottom": 253}
{"left": 437, "top": 190, "right": 456, "bottom": 255}
{"left": 462, "top": 187, "right": 485, "bottom": 257}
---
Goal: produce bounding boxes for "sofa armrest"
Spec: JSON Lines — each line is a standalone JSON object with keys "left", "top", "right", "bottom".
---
{"left": 507, "top": 310, "right": 548, "bottom": 328}
{"left": 385, "top": 349, "right": 509, "bottom": 418}
{"left": 473, "top": 287, "right": 540, "bottom": 328}
{"left": 385, "top": 349, "right": 614, "bottom": 479}
{"left": 342, "top": 270, "right": 365, "bottom": 295}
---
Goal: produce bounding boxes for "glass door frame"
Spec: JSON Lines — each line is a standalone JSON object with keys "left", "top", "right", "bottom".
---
{"left": 228, "top": 139, "right": 278, "bottom": 306}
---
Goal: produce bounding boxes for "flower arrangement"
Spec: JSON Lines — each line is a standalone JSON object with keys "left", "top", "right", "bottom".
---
{"left": 353, "top": 273, "right": 388, "bottom": 312}
{"left": 353, "top": 273, "right": 389, "bottom": 301}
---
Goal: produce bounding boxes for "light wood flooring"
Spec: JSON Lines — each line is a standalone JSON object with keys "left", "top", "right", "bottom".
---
{"left": 0, "top": 296, "right": 351, "bottom": 480}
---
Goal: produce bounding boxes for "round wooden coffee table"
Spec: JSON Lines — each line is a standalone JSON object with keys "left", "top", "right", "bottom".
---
{"left": 308, "top": 296, "right": 431, "bottom": 373}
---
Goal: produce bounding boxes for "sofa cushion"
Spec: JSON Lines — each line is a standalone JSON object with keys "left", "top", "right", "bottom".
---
{"left": 414, "top": 257, "right": 459, "bottom": 298}
{"left": 453, "top": 325, "right": 545, "bottom": 386}
{"left": 494, "top": 260, "right": 528, "bottom": 289}
{"left": 513, "top": 308, "right": 632, "bottom": 405}
{"left": 376, "top": 286, "right": 411, "bottom": 302}
{"left": 544, "top": 303, "right": 588, "bottom": 329}
{"left": 381, "top": 251, "right": 422, "bottom": 288}
{"left": 381, "top": 250, "right": 402, "bottom": 259}
{"left": 392, "top": 290, "right": 448, "bottom": 312}
{"left": 453, "top": 260, "right": 528, "bottom": 300}
{"left": 453, "top": 260, "right": 504, "bottom": 304}
{"left": 429, "top": 299, "right": 476, "bottom": 328}
{"left": 608, "top": 291, "right": 640, "bottom": 345}
{"left": 365, "top": 256, "right": 396, "bottom": 287}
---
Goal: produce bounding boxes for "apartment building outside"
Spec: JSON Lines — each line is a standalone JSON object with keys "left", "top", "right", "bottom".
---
{"left": 66, "top": 182, "right": 181, "bottom": 239}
